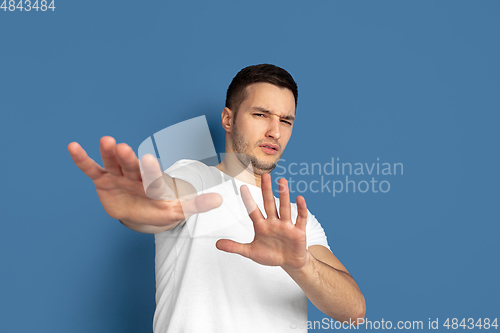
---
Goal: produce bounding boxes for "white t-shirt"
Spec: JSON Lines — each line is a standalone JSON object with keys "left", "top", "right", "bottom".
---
{"left": 153, "top": 159, "right": 330, "bottom": 333}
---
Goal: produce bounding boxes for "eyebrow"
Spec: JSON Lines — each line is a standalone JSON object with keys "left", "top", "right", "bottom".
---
{"left": 252, "top": 107, "right": 295, "bottom": 121}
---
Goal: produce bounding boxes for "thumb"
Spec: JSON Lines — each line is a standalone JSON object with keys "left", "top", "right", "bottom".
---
{"left": 179, "top": 193, "right": 223, "bottom": 218}
{"left": 216, "top": 239, "right": 251, "bottom": 258}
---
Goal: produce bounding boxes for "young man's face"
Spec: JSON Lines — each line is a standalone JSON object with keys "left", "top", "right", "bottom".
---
{"left": 228, "top": 82, "right": 296, "bottom": 174}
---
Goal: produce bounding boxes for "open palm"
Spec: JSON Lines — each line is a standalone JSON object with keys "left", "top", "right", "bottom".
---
{"left": 68, "top": 136, "right": 221, "bottom": 231}
{"left": 216, "top": 173, "right": 308, "bottom": 271}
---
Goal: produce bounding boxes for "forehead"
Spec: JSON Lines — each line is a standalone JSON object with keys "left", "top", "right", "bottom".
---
{"left": 241, "top": 82, "right": 296, "bottom": 117}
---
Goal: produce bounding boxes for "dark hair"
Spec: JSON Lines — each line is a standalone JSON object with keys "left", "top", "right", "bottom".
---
{"left": 225, "top": 64, "right": 298, "bottom": 114}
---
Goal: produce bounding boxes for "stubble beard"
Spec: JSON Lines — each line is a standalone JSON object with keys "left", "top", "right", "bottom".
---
{"left": 231, "top": 121, "right": 282, "bottom": 175}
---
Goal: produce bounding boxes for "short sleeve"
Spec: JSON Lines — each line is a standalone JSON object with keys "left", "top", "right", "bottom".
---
{"left": 305, "top": 211, "right": 331, "bottom": 251}
{"left": 164, "top": 159, "right": 205, "bottom": 193}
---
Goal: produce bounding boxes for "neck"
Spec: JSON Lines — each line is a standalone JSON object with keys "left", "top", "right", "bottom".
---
{"left": 217, "top": 154, "right": 262, "bottom": 188}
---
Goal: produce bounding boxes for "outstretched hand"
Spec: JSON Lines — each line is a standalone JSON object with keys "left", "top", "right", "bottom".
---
{"left": 68, "top": 136, "right": 222, "bottom": 232}
{"left": 216, "top": 173, "right": 309, "bottom": 271}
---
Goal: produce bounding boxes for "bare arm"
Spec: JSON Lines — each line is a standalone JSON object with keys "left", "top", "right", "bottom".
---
{"left": 284, "top": 245, "right": 365, "bottom": 324}
{"left": 68, "top": 136, "right": 222, "bottom": 234}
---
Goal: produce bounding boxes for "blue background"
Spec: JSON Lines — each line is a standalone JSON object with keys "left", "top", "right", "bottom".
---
{"left": 1, "top": 1, "right": 499, "bottom": 332}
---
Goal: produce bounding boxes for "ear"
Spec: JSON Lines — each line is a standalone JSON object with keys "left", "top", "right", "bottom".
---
{"left": 221, "top": 107, "right": 234, "bottom": 133}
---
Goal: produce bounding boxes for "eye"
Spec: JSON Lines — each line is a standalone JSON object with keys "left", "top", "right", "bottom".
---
{"left": 281, "top": 120, "right": 292, "bottom": 125}
{"left": 254, "top": 113, "right": 265, "bottom": 117}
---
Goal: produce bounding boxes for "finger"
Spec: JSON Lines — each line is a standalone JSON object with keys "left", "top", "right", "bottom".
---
{"left": 179, "top": 193, "right": 223, "bottom": 218}
{"left": 240, "top": 185, "right": 264, "bottom": 222}
{"left": 115, "top": 143, "right": 142, "bottom": 181}
{"left": 67, "top": 142, "right": 106, "bottom": 180}
{"left": 148, "top": 193, "right": 223, "bottom": 224}
{"left": 100, "top": 136, "right": 123, "bottom": 176}
{"left": 141, "top": 154, "right": 172, "bottom": 200}
{"left": 216, "top": 239, "right": 251, "bottom": 259}
{"left": 261, "top": 173, "right": 278, "bottom": 219}
{"left": 278, "top": 178, "right": 291, "bottom": 221}
{"left": 295, "top": 195, "right": 308, "bottom": 230}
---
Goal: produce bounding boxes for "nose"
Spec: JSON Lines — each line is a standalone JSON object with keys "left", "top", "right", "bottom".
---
{"left": 265, "top": 115, "right": 281, "bottom": 140}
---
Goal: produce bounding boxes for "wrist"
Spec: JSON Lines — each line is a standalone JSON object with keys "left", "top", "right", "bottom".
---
{"left": 282, "top": 249, "right": 316, "bottom": 277}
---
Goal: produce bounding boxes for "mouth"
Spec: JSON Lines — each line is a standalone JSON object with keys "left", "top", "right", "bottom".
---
{"left": 259, "top": 143, "right": 279, "bottom": 155}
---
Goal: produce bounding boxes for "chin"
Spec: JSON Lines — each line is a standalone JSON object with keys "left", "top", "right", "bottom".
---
{"left": 250, "top": 156, "right": 280, "bottom": 174}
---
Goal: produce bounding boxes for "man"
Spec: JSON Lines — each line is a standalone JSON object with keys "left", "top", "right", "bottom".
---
{"left": 68, "top": 64, "right": 365, "bottom": 332}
